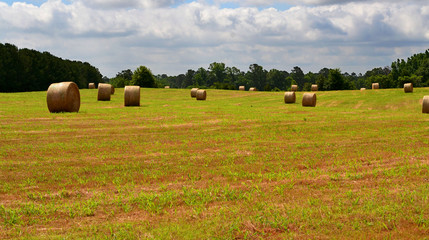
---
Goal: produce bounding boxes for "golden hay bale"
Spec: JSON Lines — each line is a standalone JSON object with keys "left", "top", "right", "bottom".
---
{"left": 239, "top": 86, "right": 245, "bottom": 91}
{"left": 284, "top": 91, "right": 296, "bottom": 104}
{"left": 165, "top": 86, "right": 170, "bottom": 89}
{"left": 291, "top": 85, "right": 298, "bottom": 91}
{"left": 249, "top": 87, "right": 257, "bottom": 91}
{"left": 111, "top": 85, "right": 115, "bottom": 95}
{"left": 404, "top": 83, "right": 413, "bottom": 93}
{"left": 423, "top": 96, "right": 429, "bottom": 114}
{"left": 191, "top": 88, "right": 199, "bottom": 98}
{"left": 196, "top": 89, "right": 207, "bottom": 100}
{"left": 124, "top": 86, "right": 140, "bottom": 106}
{"left": 372, "top": 83, "right": 379, "bottom": 89}
{"left": 302, "top": 93, "right": 317, "bottom": 107}
{"left": 360, "top": 88, "right": 366, "bottom": 91}
{"left": 311, "top": 84, "right": 318, "bottom": 91}
{"left": 88, "top": 83, "right": 95, "bottom": 89}
{"left": 47, "top": 82, "right": 80, "bottom": 113}
{"left": 98, "top": 83, "right": 111, "bottom": 101}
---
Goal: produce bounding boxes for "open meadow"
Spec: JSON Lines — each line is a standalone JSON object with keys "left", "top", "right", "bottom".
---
{"left": 0, "top": 87, "right": 429, "bottom": 239}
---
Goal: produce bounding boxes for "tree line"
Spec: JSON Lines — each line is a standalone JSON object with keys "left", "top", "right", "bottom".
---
{"left": 0, "top": 43, "right": 102, "bottom": 92}
{"left": 110, "top": 49, "right": 429, "bottom": 91}
{"left": 1, "top": 42, "right": 428, "bottom": 92}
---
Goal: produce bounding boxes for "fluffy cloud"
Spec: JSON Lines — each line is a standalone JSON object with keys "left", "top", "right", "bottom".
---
{"left": 72, "top": 0, "right": 184, "bottom": 9}
{"left": 0, "top": 0, "right": 428, "bottom": 76}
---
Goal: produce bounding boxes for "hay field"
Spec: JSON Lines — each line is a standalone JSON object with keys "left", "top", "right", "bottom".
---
{"left": 0, "top": 88, "right": 428, "bottom": 239}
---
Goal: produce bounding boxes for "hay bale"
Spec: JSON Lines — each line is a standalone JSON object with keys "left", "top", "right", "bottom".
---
{"left": 302, "top": 93, "right": 316, "bottom": 107}
{"left": 372, "top": 83, "right": 379, "bottom": 89}
{"left": 88, "top": 83, "right": 95, "bottom": 89}
{"left": 165, "top": 86, "right": 170, "bottom": 89}
{"left": 47, "top": 82, "right": 80, "bottom": 113}
{"left": 284, "top": 92, "right": 296, "bottom": 104}
{"left": 124, "top": 86, "right": 140, "bottom": 106}
{"left": 196, "top": 89, "right": 207, "bottom": 100}
{"left": 423, "top": 96, "right": 429, "bottom": 114}
{"left": 239, "top": 86, "right": 245, "bottom": 91}
{"left": 360, "top": 88, "right": 366, "bottom": 91}
{"left": 291, "top": 85, "right": 298, "bottom": 92}
{"left": 111, "top": 85, "right": 115, "bottom": 95}
{"left": 98, "top": 83, "right": 111, "bottom": 101}
{"left": 311, "top": 84, "right": 318, "bottom": 91}
{"left": 191, "top": 88, "right": 199, "bottom": 98}
{"left": 249, "top": 87, "right": 257, "bottom": 91}
{"left": 404, "top": 83, "right": 413, "bottom": 93}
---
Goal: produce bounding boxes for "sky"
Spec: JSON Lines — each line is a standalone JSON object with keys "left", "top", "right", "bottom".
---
{"left": 0, "top": 0, "right": 428, "bottom": 77}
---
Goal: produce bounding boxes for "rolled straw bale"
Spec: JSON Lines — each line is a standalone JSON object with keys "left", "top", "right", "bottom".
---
{"left": 372, "top": 83, "right": 379, "bottom": 89}
{"left": 98, "top": 83, "right": 111, "bottom": 101}
{"left": 302, "top": 93, "right": 317, "bottom": 107}
{"left": 111, "top": 85, "right": 115, "bottom": 95}
{"left": 404, "top": 83, "right": 413, "bottom": 93}
{"left": 239, "top": 86, "right": 245, "bottom": 91}
{"left": 196, "top": 89, "right": 207, "bottom": 100}
{"left": 249, "top": 87, "right": 257, "bottom": 91}
{"left": 47, "top": 82, "right": 80, "bottom": 113}
{"left": 311, "top": 84, "right": 318, "bottom": 91}
{"left": 291, "top": 85, "right": 298, "bottom": 92}
{"left": 360, "top": 88, "right": 366, "bottom": 91}
{"left": 284, "top": 92, "right": 296, "bottom": 104}
{"left": 165, "top": 86, "right": 170, "bottom": 89}
{"left": 124, "top": 86, "right": 140, "bottom": 106}
{"left": 423, "top": 96, "right": 429, "bottom": 114}
{"left": 88, "top": 83, "right": 95, "bottom": 89}
{"left": 191, "top": 88, "right": 199, "bottom": 98}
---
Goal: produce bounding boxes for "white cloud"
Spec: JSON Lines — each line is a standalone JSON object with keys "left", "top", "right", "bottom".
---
{"left": 0, "top": 0, "right": 428, "bottom": 76}
{"left": 71, "top": 0, "right": 184, "bottom": 9}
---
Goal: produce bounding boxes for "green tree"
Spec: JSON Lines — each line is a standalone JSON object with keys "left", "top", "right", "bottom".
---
{"left": 324, "top": 69, "right": 344, "bottom": 90}
{"left": 267, "top": 69, "right": 288, "bottom": 90}
{"left": 247, "top": 64, "right": 267, "bottom": 90}
{"left": 291, "top": 66, "right": 305, "bottom": 91}
{"left": 193, "top": 67, "right": 208, "bottom": 87}
{"left": 208, "top": 62, "right": 226, "bottom": 87}
{"left": 131, "top": 66, "right": 156, "bottom": 88}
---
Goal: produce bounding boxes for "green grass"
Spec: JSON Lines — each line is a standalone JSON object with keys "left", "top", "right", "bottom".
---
{"left": 0, "top": 87, "right": 428, "bottom": 239}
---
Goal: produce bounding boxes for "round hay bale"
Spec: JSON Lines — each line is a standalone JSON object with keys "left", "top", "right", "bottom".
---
{"left": 372, "top": 83, "right": 379, "bottom": 89}
{"left": 47, "top": 82, "right": 80, "bottom": 113}
{"left": 191, "top": 88, "right": 199, "bottom": 98}
{"left": 291, "top": 85, "right": 298, "bottom": 92}
{"left": 360, "top": 88, "right": 366, "bottom": 91}
{"left": 239, "top": 86, "right": 245, "bottom": 91}
{"left": 284, "top": 91, "right": 296, "bottom": 104}
{"left": 98, "top": 83, "right": 111, "bottom": 101}
{"left": 165, "top": 86, "right": 170, "bottom": 89}
{"left": 423, "top": 96, "right": 429, "bottom": 114}
{"left": 249, "top": 87, "right": 257, "bottom": 91}
{"left": 88, "top": 83, "right": 95, "bottom": 89}
{"left": 111, "top": 85, "right": 115, "bottom": 95}
{"left": 124, "top": 86, "right": 140, "bottom": 106}
{"left": 404, "top": 83, "right": 413, "bottom": 93}
{"left": 302, "top": 93, "right": 316, "bottom": 107}
{"left": 196, "top": 89, "right": 207, "bottom": 100}
{"left": 311, "top": 84, "right": 318, "bottom": 91}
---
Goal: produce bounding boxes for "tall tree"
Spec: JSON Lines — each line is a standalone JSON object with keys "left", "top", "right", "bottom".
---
{"left": 247, "top": 64, "right": 267, "bottom": 90}
{"left": 291, "top": 66, "right": 305, "bottom": 91}
{"left": 267, "top": 69, "right": 288, "bottom": 90}
{"left": 131, "top": 66, "right": 156, "bottom": 88}
{"left": 208, "top": 62, "right": 226, "bottom": 87}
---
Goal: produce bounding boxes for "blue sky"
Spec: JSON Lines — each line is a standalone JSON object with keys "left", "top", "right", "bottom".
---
{"left": 0, "top": 0, "right": 428, "bottom": 77}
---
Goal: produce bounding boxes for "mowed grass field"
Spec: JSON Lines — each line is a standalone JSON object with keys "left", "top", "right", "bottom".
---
{"left": 0, "top": 87, "right": 429, "bottom": 239}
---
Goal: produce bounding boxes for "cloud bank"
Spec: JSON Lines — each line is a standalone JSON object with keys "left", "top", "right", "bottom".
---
{"left": 0, "top": 0, "right": 428, "bottom": 76}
